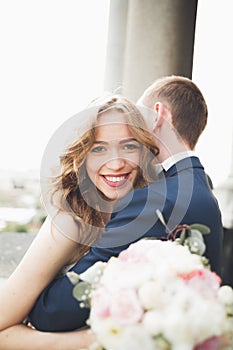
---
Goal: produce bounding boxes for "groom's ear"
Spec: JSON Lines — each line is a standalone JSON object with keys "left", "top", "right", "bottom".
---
{"left": 154, "top": 102, "right": 169, "bottom": 127}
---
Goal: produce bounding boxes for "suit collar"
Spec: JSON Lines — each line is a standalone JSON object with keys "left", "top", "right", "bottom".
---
{"left": 161, "top": 151, "right": 196, "bottom": 171}
{"left": 164, "top": 156, "right": 204, "bottom": 177}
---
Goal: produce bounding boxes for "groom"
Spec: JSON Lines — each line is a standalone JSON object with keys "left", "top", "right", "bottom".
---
{"left": 29, "top": 75, "right": 223, "bottom": 331}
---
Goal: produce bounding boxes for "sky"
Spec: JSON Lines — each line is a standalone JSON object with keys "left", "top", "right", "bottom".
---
{"left": 0, "top": 0, "right": 109, "bottom": 172}
{"left": 0, "top": 0, "right": 233, "bottom": 187}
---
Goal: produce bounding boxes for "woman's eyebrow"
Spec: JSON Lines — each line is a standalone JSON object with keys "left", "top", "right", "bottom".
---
{"left": 92, "top": 140, "right": 108, "bottom": 145}
{"left": 93, "top": 138, "right": 138, "bottom": 145}
{"left": 119, "top": 138, "right": 138, "bottom": 144}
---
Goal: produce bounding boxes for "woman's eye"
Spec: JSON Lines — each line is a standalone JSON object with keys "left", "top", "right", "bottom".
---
{"left": 90, "top": 145, "right": 106, "bottom": 153}
{"left": 123, "top": 143, "right": 141, "bottom": 151}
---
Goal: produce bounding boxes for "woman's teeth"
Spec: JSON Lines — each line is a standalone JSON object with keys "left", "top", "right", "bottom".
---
{"left": 104, "top": 175, "right": 127, "bottom": 183}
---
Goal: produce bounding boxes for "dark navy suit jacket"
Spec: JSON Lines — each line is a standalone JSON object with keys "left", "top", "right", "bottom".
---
{"left": 28, "top": 157, "right": 223, "bottom": 331}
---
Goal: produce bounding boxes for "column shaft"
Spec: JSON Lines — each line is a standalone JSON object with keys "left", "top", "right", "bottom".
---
{"left": 104, "top": 0, "right": 198, "bottom": 101}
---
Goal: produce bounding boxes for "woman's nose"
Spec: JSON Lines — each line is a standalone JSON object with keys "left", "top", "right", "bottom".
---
{"left": 105, "top": 157, "right": 126, "bottom": 170}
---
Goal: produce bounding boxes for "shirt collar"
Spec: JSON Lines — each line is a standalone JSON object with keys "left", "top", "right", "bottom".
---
{"left": 161, "top": 151, "right": 196, "bottom": 172}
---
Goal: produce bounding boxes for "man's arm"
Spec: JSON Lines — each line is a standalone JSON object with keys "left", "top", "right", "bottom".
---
{"left": 29, "top": 186, "right": 166, "bottom": 331}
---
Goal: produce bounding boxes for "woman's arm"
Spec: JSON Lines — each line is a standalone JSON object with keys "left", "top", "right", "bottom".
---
{"left": 0, "top": 324, "right": 97, "bottom": 350}
{"left": 0, "top": 214, "right": 81, "bottom": 331}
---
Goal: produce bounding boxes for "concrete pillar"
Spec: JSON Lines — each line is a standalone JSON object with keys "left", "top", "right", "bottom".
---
{"left": 104, "top": 0, "right": 198, "bottom": 101}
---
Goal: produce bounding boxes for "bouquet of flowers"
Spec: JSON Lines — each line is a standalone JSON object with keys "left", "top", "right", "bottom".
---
{"left": 68, "top": 221, "right": 233, "bottom": 350}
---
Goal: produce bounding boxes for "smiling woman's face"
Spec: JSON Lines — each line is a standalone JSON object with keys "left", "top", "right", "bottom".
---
{"left": 85, "top": 110, "right": 141, "bottom": 201}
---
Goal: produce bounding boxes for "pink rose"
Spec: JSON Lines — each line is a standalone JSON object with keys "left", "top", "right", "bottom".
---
{"left": 178, "top": 269, "right": 221, "bottom": 298}
{"left": 109, "top": 288, "right": 143, "bottom": 325}
{"left": 194, "top": 336, "right": 222, "bottom": 350}
{"left": 91, "top": 287, "right": 111, "bottom": 319}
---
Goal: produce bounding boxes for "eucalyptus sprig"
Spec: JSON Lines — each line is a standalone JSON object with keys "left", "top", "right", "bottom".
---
{"left": 67, "top": 261, "right": 106, "bottom": 308}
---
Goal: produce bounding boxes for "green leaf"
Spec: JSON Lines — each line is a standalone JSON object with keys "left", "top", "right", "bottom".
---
{"left": 189, "top": 229, "right": 205, "bottom": 242}
{"left": 66, "top": 271, "right": 80, "bottom": 285}
{"left": 201, "top": 256, "right": 210, "bottom": 268}
{"left": 189, "top": 224, "right": 210, "bottom": 235}
{"left": 185, "top": 236, "right": 206, "bottom": 256}
{"left": 153, "top": 334, "right": 171, "bottom": 350}
{"left": 72, "top": 281, "right": 92, "bottom": 302}
{"left": 226, "top": 304, "right": 233, "bottom": 317}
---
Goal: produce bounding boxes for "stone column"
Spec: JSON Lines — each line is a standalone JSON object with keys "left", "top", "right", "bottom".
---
{"left": 104, "top": 0, "right": 198, "bottom": 101}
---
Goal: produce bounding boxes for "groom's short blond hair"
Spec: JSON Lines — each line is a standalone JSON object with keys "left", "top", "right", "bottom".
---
{"left": 141, "top": 75, "right": 208, "bottom": 149}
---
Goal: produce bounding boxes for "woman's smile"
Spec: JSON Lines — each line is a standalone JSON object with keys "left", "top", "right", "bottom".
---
{"left": 101, "top": 173, "right": 130, "bottom": 187}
